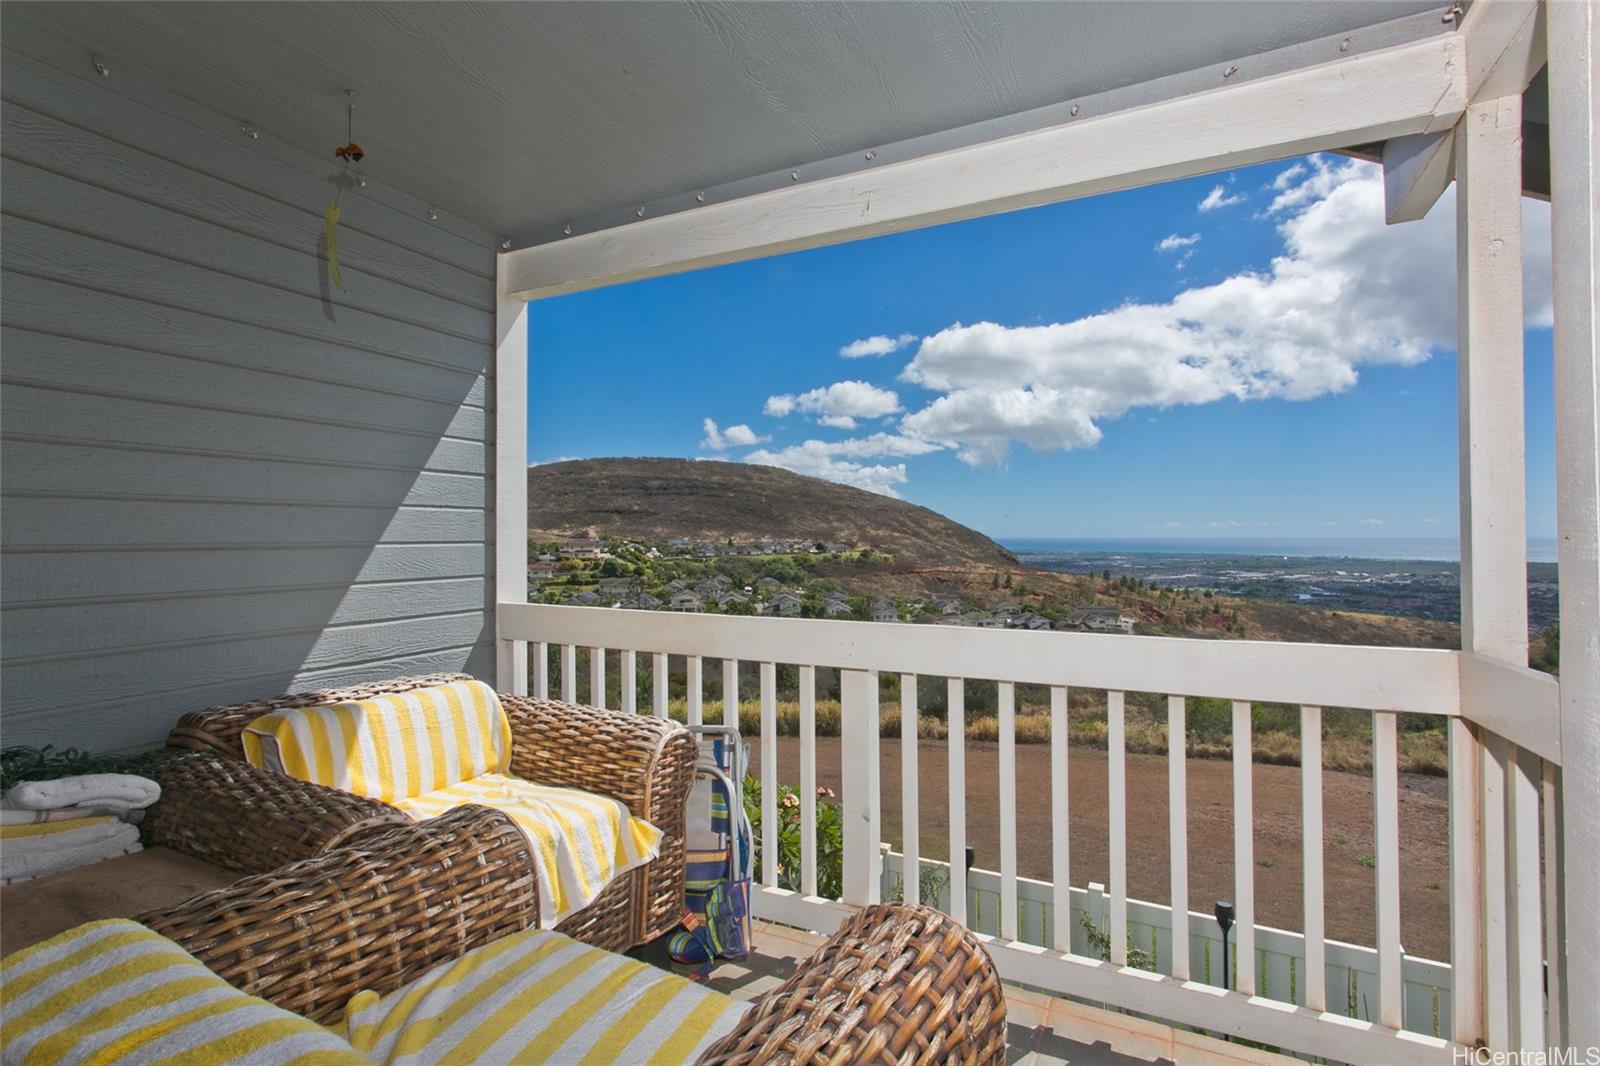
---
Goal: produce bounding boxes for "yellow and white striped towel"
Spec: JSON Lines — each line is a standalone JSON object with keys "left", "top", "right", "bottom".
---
{"left": 395, "top": 774, "right": 662, "bottom": 927}
{"left": 344, "top": 927, "right": 748, "bottom": 1065}
{"left": 0, "top": 918, "right": 370, "bottom": 1065}
{"left": 242, "top": 680, "right": 511, "bottom": 803}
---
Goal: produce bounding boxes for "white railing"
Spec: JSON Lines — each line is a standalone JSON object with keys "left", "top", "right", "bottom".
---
{"left": 881, "top": 852, "right": 1456, "bottom": 1039}
{"left": 498, "top": 602, "right": 1562, "bottom": 1064}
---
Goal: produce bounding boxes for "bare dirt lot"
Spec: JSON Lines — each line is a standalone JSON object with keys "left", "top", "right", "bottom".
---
{"left": 753, "top": 737, "right": 1451, "bottom": 961}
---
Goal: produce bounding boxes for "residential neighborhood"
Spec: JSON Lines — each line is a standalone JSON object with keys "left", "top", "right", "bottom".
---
{"left": 528, "top": 536, "right": 1153, "bottom": 632}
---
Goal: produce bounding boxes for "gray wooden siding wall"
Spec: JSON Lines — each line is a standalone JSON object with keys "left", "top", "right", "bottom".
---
{"left": 1, "top": 42, "right": 500, "bottom": 751}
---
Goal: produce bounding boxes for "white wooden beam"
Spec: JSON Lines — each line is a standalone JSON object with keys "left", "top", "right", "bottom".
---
{"left": 1383, "top": 129, "right": 1456, "bottom": 224}
{"left": 493, "top": 257, "right": 528, "bottom": 694}
{"left": 1383, "top": 1, "right": 1544, "bottom": 231}
{"left": 1548, "top": 0, "right": 1600, "bottom": 1048}
{"left": 1460, "top": 0, "right": 1546, "bottom": 106}
{"left": 502, "top": 33, "right": 1465, "bottom": 300}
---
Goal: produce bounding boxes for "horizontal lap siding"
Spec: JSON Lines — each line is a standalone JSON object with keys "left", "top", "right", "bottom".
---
{"left": 0, "top": 47, "right": 498, "bottom": 751}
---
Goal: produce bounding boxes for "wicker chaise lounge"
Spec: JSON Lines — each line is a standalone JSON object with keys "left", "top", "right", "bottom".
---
{"left": 133, "top": 805, "right": 1008, "bottom": 1064}
{"left": 141, "top": 673, "right": 696, "bottom": 953}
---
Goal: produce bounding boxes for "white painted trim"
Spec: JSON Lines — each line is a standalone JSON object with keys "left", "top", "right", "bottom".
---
{"left": 1548, "top": 0, "right": 1600, "bottom": 1047}
{"left": 501, "top": 33, "right": 1465, "bottom": 300}
{"left": 492, "top": 262, "right": 527, "bottom": 695}
{"left": 497, "top": 603, "right": 1463, "bottom": 713}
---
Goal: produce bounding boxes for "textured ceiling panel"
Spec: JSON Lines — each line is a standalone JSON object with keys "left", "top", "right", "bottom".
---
{"left": 3, "top": 1, "right": 1450, "bottom": 236}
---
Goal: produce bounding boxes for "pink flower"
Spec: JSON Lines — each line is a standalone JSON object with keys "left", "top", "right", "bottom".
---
{"left": 816, "top": 786, "right": 837, "bottom": 800}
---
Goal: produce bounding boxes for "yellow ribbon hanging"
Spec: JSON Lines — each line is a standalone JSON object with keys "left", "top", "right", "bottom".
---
{"left": 323, "top": 201, "right": 346, "bottom": 291}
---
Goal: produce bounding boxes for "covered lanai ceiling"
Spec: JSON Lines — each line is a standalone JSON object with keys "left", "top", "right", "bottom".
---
{"left": 3, "top": 2, "right": 1469, "bottom": 239}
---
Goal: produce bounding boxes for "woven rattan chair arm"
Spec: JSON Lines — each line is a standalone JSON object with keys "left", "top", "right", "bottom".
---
{"left": 500, "top": 695, "right": 695, "bottom": 820}
{"left": 165, "top": 673, "right": 478, "bottom": 760}
{"left": 139, "top": 805, "right": 539, "bottom": 1025}
{"left": 138, "top": 750, "right": 409, "bottom": 874}
{"left": 697, "top": 903, "right": 1008, "bottom": 1066}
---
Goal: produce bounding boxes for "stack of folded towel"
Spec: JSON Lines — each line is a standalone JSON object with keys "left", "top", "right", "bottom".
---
{"left": 0, "top": 774, "right": 160, "bottom": 885}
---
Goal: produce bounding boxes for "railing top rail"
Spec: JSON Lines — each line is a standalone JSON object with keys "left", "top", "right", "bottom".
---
{"left": 499, "top": 602, "right": 1464, "bottom": 714}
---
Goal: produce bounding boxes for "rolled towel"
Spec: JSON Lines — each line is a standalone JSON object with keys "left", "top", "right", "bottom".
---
{"left": 0, "top": 822, "right": 140, "bottom": 884}
{"left": 3, "top": 773, "right": 160, "bottom": 812}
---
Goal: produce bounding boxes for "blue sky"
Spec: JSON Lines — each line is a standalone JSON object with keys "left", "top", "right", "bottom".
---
{"left": 529, "top": 155, "right": 1555, "bottom": 543}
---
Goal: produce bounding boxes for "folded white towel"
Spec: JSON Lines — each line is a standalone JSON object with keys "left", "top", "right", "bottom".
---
{"left": 2, "top": 817, "right": 133, "bottom": 855}
{"left": 0, "top": 804, "right": 141, "bottom": 825}
{"left": 0, "top": 823, "right": 141, "bottom": 884}
{"left": 3, "top": 774, "right": 160, "bottom": 812}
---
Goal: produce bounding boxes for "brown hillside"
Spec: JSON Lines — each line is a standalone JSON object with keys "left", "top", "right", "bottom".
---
{"left": 527, "top": 458, "right": 1017, "bottom": 571}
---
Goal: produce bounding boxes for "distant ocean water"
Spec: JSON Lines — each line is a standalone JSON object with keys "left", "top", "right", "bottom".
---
{"left": 1001, "top": 537, "right": 1560, "bottom": 564}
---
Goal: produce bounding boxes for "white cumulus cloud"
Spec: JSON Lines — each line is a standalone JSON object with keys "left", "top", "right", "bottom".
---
{"left": 1198, "top": 185, "right": 1246, "bottom": 211}
{"left": 897, "top": 156, "right": 1551, "bottom": 468}
{"left": 840, "top": 333, "right": 918, "bottom": 358}
{"left": 741, "top": 433, "right": 943, "bottom": 497}
{"left": 700, "top": 418, "right": 769, "bottom": 451}
{"left": 763, "top": 380, "right": 902, "bottom": 430}
{"left": 1156, "top": 233, "right": 1201, "bottom": 252}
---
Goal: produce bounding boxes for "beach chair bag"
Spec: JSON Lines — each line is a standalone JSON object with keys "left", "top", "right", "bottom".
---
{"left": 668, "top": 733, "right": 753, "bottom": 973}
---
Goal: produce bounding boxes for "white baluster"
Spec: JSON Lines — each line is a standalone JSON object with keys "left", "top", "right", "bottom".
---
{"left": 1373, "top": 711, "right": 1401, "bottom": 1028}
{"left": 651, "top": 652, "right": 668, "bottom": 718}
{"left": 841, "top": 668, "right": 881, "bottom": 906}
{"left": 949, "top": 677, "right": 967, "bottom": 925}
{"left": 760, "top": 662, "right": 777, "bottom": 888}
{"left": 686, "top": 655, "right": 702, "bottom": 727}
{"left": 799, "top": 665, "right": 818, "bottom": 897}
{"left": 1108, "top": 690, "right": 1126, "bottom": 965}
{"left": 590, "top": 646, "right": 606, "bottom": 708}
{"left": 1051, "top": 685, "right": 1071, "bottom": 953}
{"left": 722, "top": 658, "right": 738, "bottom": 727}
{"left": 902, "top": 673, "right": 920, "bottom": 906}
{"left": 1169, "top": 695, "right": 1190, "bottom": 981}
{"left": 999, "top": 681, "right": 1018, "bottom": 941}
{"left": 1233, "top": 699, "right": 1255, "bottom": 995}
{"left": 560, "top": 644, "right": 576, "bottom": 704}
{"left": 532, "top": 641, "right": 549, "bottom": 700}
{"left": 1301, "top": 705, "right": 1325, "bottom": 1012}
{"left": 620, "top": 651, "right": 636, "bottom": 714}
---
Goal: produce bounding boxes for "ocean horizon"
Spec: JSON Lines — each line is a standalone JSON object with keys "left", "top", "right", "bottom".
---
{"left": 1000, "top": 536, "right": 1560, "bottom": 564}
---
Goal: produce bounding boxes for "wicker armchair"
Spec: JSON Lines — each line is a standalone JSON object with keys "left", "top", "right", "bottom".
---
{"left": 143, "top": 673, "right": 697, "bottom": 952}
{"left": 139, "top": 807, "right": 1008, "bottom": 1064}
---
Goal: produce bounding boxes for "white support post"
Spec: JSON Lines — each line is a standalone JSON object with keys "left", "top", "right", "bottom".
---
{"left": 1372, "top": 711, "right": 1403, "bottom": 1030}
{"left": 1549, "top": 0, "right": 1600, "bottom": 1048}
{"left": 799, "top": 665, "right": 818, "bottom": 898}
{"left": 686, "top": 656, "right": 702, "bottom": 727}
{"left": 560, "top": 644, "right": 576, "bottom": 704}
{"left": 1456, "top": 90, "right": 1532, "bottom": 1052}
{"left": 999, "top": 681, "right": 1018, "bottom": 942}
{"left": 492, "top": 263, "right": 528, "bottom": 695}
{"left": 840, "top": 668, "right": 881, "bottom": 906}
